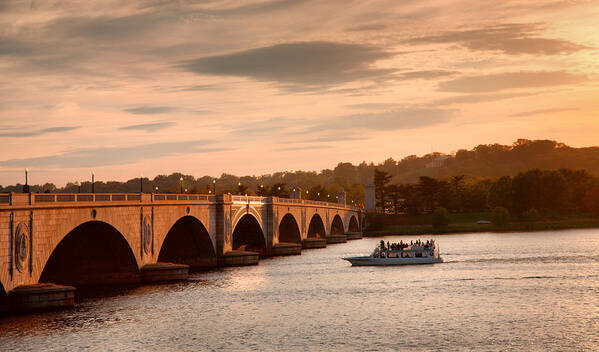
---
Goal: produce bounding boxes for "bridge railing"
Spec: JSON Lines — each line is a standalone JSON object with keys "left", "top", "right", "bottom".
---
{"left": 0, "top": 192, "right": 362, "bottom": 211}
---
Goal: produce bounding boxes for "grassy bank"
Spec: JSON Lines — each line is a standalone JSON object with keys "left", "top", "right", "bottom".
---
{"left": 364, "top": 213, "right": 599, "bottom": 237}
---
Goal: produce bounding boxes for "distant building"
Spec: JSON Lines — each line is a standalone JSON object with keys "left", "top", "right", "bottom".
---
{"left": 425, "top": 155, "right": 449, "bottom": 168}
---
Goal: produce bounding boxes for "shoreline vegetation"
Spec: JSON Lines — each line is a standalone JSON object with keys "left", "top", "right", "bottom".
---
{"left": 364, "top": 212, "right": 599, "bottom": 237}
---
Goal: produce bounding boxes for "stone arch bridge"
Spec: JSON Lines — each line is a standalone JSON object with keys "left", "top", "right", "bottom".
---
{"left": 0, "top": 192, "right": 363, "bottom": 311}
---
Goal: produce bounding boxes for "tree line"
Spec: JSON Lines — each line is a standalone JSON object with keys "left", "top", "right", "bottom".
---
{"left": 0, "top": 172, "right": 365, "bottom": 205}
{"left": 374, "top": 168, "right": 599, "bottom": 217}
{"left": 3, "top": 139, "right": 599, "bottom": 209}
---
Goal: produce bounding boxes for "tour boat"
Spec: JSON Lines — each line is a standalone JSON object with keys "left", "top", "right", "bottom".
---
{"left": 343, "top": 241, "right": 443, "bottom": 266}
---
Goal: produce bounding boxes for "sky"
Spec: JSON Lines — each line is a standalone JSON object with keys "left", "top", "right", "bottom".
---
{"left": 0, "top": 0, "right": 598, "bottom": 186}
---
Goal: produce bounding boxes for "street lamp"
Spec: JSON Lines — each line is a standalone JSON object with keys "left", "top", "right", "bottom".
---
{"left": 155, "top": 186, "right": 159, "bottom": 193}
{"left": 75, "top": 181, "right": 81, "bottom": 193}
{"left": 185, "top": 188, "right": 188, "bottom": 193}
{"left": 237, "top": 181, "right": 242, "bottom": 195}
{"left": 212, "top": 179, "right": 217, "bottom": 195}
{"left": 180, "top": 176, "right": 183, "bottom": 194}
{"left": 91, "top": 172, "right": 95, "bottom": 194}
{"left": 23, "top": 168, "right": 29, "bottom": 193}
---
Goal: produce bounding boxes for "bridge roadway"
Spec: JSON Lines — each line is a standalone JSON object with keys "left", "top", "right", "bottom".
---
{"left": 0, "top": 192, "right": 363, "bottom": 312}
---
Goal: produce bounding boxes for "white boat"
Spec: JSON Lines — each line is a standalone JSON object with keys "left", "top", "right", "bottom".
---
{"left": 343, "top": 241, "right": 443, "bottom": 266}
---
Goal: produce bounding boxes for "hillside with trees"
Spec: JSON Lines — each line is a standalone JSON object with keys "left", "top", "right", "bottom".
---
{"left": 2, "top": 139, "right": 599, "bottom": 207}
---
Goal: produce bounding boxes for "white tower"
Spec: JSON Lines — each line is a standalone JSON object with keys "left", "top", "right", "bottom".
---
{"left": 365, "top": 178, "right": 375, "bottom": 212}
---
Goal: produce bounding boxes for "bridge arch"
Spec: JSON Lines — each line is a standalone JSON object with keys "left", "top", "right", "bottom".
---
{"left": 330, "top": 214, "right": 345, "bottom": 236}
{"left": 0, "top": 280, "right": 7, "bottom": 311}
{"left": 232, "top": 214, "right": 267, "bottom": 255}
{"left": 348, "top": 215, "right": 360, "bottom": 232}
{"left": 278, "top": 213, "right": 301, "bottom": 244}
{"left": 307, "top": 213, "right": 326, "bottom": 238}
{"left": 39, "top": 221, "right": 140, "bottom": 287}
{"left": 158, "top": 216, "right": 216, "bottom": 270}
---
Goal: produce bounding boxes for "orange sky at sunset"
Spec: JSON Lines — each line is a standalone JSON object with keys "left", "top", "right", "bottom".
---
{"left": 0, "top": 0, "right": 598, "bottom": 186}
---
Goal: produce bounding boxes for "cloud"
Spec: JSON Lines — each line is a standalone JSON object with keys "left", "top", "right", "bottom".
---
{"left": 346, "top": 23, "right": 388, "bottom": 32}
{"left": 0, "top": 126, "right": 80, "bottom": 138}
{"left": 180, "top": 41, "right": 396, "bottom": 89}
{"left": 433, "top": 92, "right": 541, "bottom": 105}
{"left": 346, "top": 103, "right": 399, "bottom": 110}
{"left": 299, "top": 135, "right": 369, "bottom": 143}
{"left": 396, "top": 70, "right": 458, "bottom": 81}
{"left": 438, "top": 71, "right": 587, "bottom": 93}
{"left": 203, "top": 0, "right": 309, "bottom": 16}
{"left": 0, "top": 38, "right": 33, "bottom": 56}
{"left": 124, "top": 106, "right": 176, "bottom": 114}
{"left": 0, "top": 140, "right": 227, "bottom": 168}
{"left": 307, "top": 108, "right": 454, "bottom": 133}
{"left": 171, "top": 84, "right": 222, "bottom": 92}
{"left": 277, "top": 145, "right": 333, "bottom": 152}
{"left": 405, "top": 23, "right": 588, "bottom": 55}
{"left": 509, "top": 107, "right": 576, "bottom": 118}
{"left": 119, "top": 122, "right": 176, "bottom": 132}
{"left": 230, "top": 117, "right": 303, "bottom": 136}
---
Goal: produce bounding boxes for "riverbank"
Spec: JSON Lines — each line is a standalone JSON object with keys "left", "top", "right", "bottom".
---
{"left": 364, "top": 213, "right": 599, "bottom": 236}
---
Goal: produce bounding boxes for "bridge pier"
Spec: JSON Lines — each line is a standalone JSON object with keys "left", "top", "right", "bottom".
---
{"left": 345, "top": 232, "right": 363, "bottom": 240}
{"left": 222, "top": 250, "right": 260, "bottom": 266}
{"left": 301, "top": 238, "right": 327, "bottom": 249}
{"left": 269, "top": 242, "right": 301, "bottom": 256}
{"left": 8, "top": 284, "right": 75, "bottom": 312}
{"left": 140, "top": 263, "right": 189, "bottom": 283}
{"left": 326, "top": 235, "right": 347, "bottom": 244}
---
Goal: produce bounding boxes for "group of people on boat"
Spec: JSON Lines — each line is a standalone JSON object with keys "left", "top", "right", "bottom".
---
{"left": 379, "top": 239, "right": 435, "bottom": 251}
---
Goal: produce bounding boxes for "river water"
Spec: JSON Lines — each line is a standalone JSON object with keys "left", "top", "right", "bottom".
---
{"left": 1, "top": 229, "right": 598, "bottom": 351}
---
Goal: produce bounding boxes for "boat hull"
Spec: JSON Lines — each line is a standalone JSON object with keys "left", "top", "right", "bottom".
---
{"left": 343, "top": 256, "right": 443, "bottom": 266}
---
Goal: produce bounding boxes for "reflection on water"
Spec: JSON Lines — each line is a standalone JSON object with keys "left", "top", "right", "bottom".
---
{"left": 1, "top": 229, "right": 599, "bottom": 351}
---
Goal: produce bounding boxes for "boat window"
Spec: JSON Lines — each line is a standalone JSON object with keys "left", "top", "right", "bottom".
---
{"left": 373, "top": 252, "right": 379, "bottom": 258}
{"left": 388, "top": 252, "right": 398, "bottom": 258}
{"left": 401, "top": 252, "right": 412, "bottom": 258}
{"left": 415, "top": 252, "right": 424, "bottom": 257}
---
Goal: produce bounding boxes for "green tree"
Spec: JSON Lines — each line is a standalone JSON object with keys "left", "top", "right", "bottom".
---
{"left": 308, "top": 185, "right": 328, "bottom": 201}
{"left": 256, "top": 184, "right": 269, "bottom": 196}
{"left": 387, "top": 184, "right": 402, "bottom": 214}
{"left": 488, "top": 176, "right": 513, "bottom": 209}
{"left": 492, "top": 206, "right": 510, "bottom": 227}
{"left": 522, "top": 208, "right": 541, "bottom": 222}
{"left": 432, "top": 207, "right": 449, "bottom": 228}
{"left": 236, "top": 183, "right": 248, "bottom": 195}
{"left": 582, "top": 186, "right": 599, "bottom": 213}
{"left": 418, "top": 176, "right": 439, "bottom": 212}
{"left": 512, "top": 169, "right": 543, "bottom": 215}
{"left": 270, "top": 183, "right": 289, "bottom": 197}
{"left": 374, "top": 169, "right": 391, "bottom": 213}
{"left": 540, "top": 170, "right": 568, "bottom": 216}
{"left": 402, "top": 184, "right": 423, "bottom": 215}
{"left": 449, "top": 175, "right": 465, "bottom": 212}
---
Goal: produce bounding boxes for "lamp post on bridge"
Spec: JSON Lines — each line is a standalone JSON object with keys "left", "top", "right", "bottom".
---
{"left": 91, "top": 172, "right": 95, "bottom": 194}
{"left": 212, "top": 179, "right": 217, "bottom": 195}
{"left": 180, "top": 176, "right": 183, "bottom": 194}
{"left": 23, "top": 168, "right": 30, "bottom": 193}
{"left": 75, "top": 181, "right": 80, "bottom": 193}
